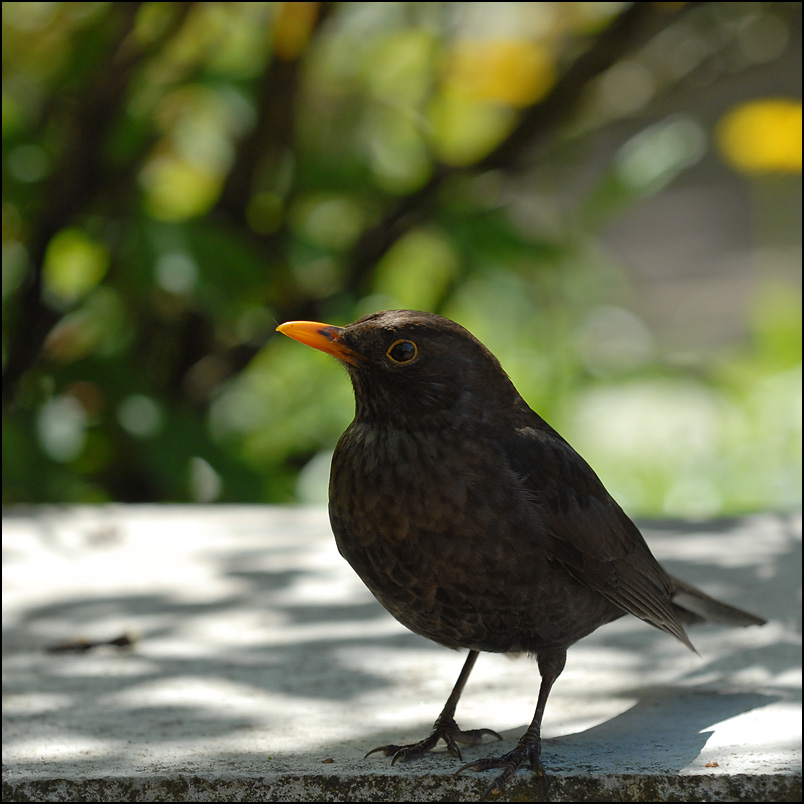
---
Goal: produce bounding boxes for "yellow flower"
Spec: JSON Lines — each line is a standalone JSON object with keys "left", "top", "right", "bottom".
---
{"left": 716, "top": 99, "right": 802, "bottom": 174}
{"left": 444, "top": 38, "right": 556, "bottom": 108}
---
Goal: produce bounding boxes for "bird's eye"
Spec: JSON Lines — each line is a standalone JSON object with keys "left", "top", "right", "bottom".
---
{"left": 386, "top": 340, "right": 418, "bottom": 364}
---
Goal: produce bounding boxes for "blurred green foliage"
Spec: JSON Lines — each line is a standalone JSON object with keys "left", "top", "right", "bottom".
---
{"left": 2, "top": 2, "right": 801, "bottom": 515}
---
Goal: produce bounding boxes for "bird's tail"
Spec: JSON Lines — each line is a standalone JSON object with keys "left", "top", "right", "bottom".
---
{"left": 669, "top": 575, "right": 767, "bottom": 627}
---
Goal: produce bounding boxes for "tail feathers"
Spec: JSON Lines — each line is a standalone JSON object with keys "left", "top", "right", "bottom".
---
{"left": 670, "top": 575, "right": 767, "bottom": 628}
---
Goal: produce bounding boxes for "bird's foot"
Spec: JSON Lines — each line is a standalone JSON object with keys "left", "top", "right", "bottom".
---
{"left": 455, "top": 735, "right": 543, "bottom": 798}
{"left": 365, "top": 715, "right": 502, "bottom": 764}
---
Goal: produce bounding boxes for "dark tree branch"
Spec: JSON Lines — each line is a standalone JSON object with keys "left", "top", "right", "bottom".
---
{"left": 217, "top": 2, "right": 335, "bottom": 224}
{"left": 2, "top": 2, "right": 195, "bottom": 407}
{"left": 342, "top": 2, "right": 703, "bottom": 298}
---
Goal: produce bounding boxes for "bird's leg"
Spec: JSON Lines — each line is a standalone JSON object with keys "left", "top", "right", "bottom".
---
{"left": 365, "top": 650, "right": 502, "bottom": 763}
{"left": 456, "top": 650, "right": 566, "bottom": 797}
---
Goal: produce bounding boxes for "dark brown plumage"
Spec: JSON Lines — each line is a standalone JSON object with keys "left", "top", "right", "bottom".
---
{"left": 277, "top": 309, "right": 765, "bottom": 797}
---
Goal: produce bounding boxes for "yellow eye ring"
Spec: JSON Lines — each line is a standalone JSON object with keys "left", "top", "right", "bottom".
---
{"left": 386, "top": 340, "right": 418, "bottom": 364}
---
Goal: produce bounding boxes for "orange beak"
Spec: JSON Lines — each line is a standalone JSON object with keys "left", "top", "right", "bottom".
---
{"left": 276, "top": 320, "right": 362, "bottom": 365}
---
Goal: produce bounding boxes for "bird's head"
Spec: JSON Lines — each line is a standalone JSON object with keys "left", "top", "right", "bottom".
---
{"left": 277, "top": 310, "right": 520, "bottom": 428}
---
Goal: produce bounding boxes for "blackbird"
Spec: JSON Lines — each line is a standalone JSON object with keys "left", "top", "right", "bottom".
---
{"left": 277, "top": 309, "right": 765, "bottom": 796}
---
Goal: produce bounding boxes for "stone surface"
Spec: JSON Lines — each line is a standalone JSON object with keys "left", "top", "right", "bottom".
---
{"left": 2, "top": 506, "right": 801, "bottom": 802}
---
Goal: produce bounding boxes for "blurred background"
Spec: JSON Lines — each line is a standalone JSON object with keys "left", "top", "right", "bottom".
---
{"left": 2, "top": 1, "right": 801, "bottom": 515}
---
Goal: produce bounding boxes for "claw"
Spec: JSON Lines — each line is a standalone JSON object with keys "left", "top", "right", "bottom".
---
{"left": 455, "top": 727, "right": 503, "bottom": 746}
{"left": 365, "top": 719, "right": 501, "bottom": 766}
{"left": 390, "top": 741, "right": 436, "bottom": 765}
{"left": 364, "top": 744, "right": 400, "bottom": 759}
{"left": 446, "top": 740, "right": 463, "bottom": 761}
{"left": 455, "top": 740, "right": 544, "bottom": 798}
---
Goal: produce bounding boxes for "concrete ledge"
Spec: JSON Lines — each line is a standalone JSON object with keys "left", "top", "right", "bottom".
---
{"left": 2, "top": 506, "right": 801, "bottom": 802}
{"left": 3, "top": 771, "right": 801, "bottom": 803}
